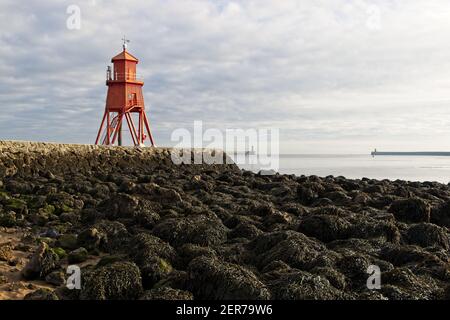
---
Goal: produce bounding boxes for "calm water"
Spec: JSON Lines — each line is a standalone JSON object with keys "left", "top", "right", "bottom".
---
{"left": 236, "top": 155, "right": 450, "bottom": 183}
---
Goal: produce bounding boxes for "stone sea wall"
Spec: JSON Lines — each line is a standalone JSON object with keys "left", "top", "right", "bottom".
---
{"left": 0, "top": 141, "right": 235, "bottom": 179}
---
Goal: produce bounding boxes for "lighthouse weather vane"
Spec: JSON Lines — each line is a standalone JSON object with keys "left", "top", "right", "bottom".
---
{"left": 122, "top": 36, "right": 130, "bottom": 50}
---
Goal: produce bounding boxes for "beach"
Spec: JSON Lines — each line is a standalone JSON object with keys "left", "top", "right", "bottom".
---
{"left": 0, "top": 141, "right": 449, "bottom": 300}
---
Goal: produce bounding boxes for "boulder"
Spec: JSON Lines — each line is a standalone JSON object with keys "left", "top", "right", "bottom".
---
{"left": 21, "top": 242, "right": 59, "bottom": 280}
{"left": 347, "top": 219, "right": 401, "bottom": 244}
{"left": 431, "top": 201, "right": 450, "bottom": 227}
{"left": 310, "top": 267, "right": 347, "bottom": 290}
{"left": 140, "top": 257, "right": 173, "bottom": 289}
{"left": 389, "top": 198, "right": 430, "bottom": 223}
{"left": 322, "top": 191, "right": 352, "bottom": 205}
{"left": 248, "top": 231, "right": 328, "bottom": 270}
{"left": 5, "top": 180, "right": 33, "bottom": 194}
{"left": 0, "top": 211, "right": 18, "bottom": 227}
{"left": 381, "top": 268, "right": 441, "bottom": 300}
{"left": 93, "top": 220, "right": 130, "bottom": 253}
{"left": 45, "top": 270, "right": 66, "bottom": 286}
{"left": 140, "top": 287, "right": 194, "bottom": 300}
{"left": 130, "top": 233, "right": 177, "bottom": 267}
{"left": 336, "top": 254, "right": 370, "bottom": 289}
{"left": 4, "top": 198, "right": 28, "bottom": 215}
{"left": 297, "top": 186, "right": 319, "bottom": 205}
{"left": 267, "top": 269, "right": 343, "bottom": 299}
{"left": 97, "top": 193, "right": 139, "bottom": 220}
{"left": 56, "top": 234, "right": 78, "bottom": 251}
{"left": 177, "top": 244, "right": 217, "bottom": 267}
{"left": 81, "top": 262, "right": 143, "bottom": 300}
{"left": 68, "top": 247, "right": 89, "bottom": 264}
{"left": 188, "top": 256, "right": 271, "bottom": 300}
{"left": 0, "top": 244, "right": 13, "bottom": 262}
{"left": 380, "top": 244, "right": 441, "bottom": 266}
{"left": 298, "top": 214, "right": 351, "bottom": 242}
{"left": 153, "top": 214, "right": 227, "bottom": 247}
{"left": 24, "top": 288, "right": 59, "bottom": 300}
{"left": 405, "top": 223, "right": 449, "bottom": 249}
{"left": 77, "top": 228, "right": 103, "bottom": 251}
{"left": 229, "top": 222, "right": 263, "bottom": 240}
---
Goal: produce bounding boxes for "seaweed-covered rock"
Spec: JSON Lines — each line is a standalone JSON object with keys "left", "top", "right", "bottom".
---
{"left": 77, "top": 228, "right": 104, "bottom": 251}
{"left": 5, "top": 180, "right": 33, "bottom": 194}
{"left": 379, "top": 245, "right": 440, "bottom": 266}
{"left": 96, "top": 254, "right": 130, "bottom": 267}
{"left": 267, "top": 269, "right": 343, "bottom": 299}
{"left": 0, "top": 244, "right": 13, "bottom": 262}
{"left": 45, "top": 270, "right": 66, "bottom": 286}
{"left": 93, "top": 220, "right": 130, "bottom": 253}
{"left": 389, "top": 198, "right": 430, "bottom": 223}
{"left": 57, "top": 234, "right": 78, "bottom": 251}
{"left": 21, "top": 242, "right": 59, "bottom": 280}
{"left": 140, "top": 257, "right": 173, "bottom": 288}
{"left": 297, "top": 185, "right": 319, "bottom": 205}
{"left": 81, "top": 262, "right": 143, "bottom": 300}
{"left": 443, "top": 285, "right": 450, "bottom": 300}
{"left": 188, "top": 256, "right": 271, "bottom": 300}
{"left": 310, "top": 267, "right": 347, "bottom": 290}
{"left": 248, "top": 231, "right": 328, "bottom": 270}
{"left": 381, "top": 268, "right": 441, "bottom": 300}
{"left": 431, "top": 201, "right": 450, "bottom": 227}
{"left": 140, "top": 287, "right": 193, "bottom": 300}
{"left": 24, "top": 288, "right": 59, "bottom": 300}
{"left": 405, "top": 223, "right": 449, "bottom": 249}
{"left": 178, "top": 244, "right": 217, "bottom": 267}
{"left": 0, "top": 211, "right": 18, "bottom": 227}
{"left": 298, "top": 215, "right": 350, "bottom": 242}
{"left": 130, "top": 233, "right": 177, "bottom": 266}
{"left": 322, "top": 191, "right": 352, "bottom": 205}
{"left": 68, "top": 247, "right": 89, "bottom": 264}
{"left": 336, "top": 254, "right": 371, "bottom": 289}
{"left": 153, "top": 214, "right": 227, "bottom": 247}
{"left": 98, "top": 193, "right": 139, "bottom": 220}
{"left": 229, "top": 222, "right": 263, "bottom": 240}
{"left": 347, "top": 219, "right": 401, "bottom": 244}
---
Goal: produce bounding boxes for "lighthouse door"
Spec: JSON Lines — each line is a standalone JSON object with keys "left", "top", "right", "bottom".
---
{"left": 128, "top": 93, "right": 137, "bottom": 107}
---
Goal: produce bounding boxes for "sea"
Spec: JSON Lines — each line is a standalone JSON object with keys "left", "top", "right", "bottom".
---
{"left": 235, "top": 154, "right": 450, "bottom": 184}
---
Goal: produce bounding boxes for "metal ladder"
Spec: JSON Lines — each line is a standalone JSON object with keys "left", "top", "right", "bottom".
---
{"left": 101, "top": 115, "right": 119, "bottom": 145}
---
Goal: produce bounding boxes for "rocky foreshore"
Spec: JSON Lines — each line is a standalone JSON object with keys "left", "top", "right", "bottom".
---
{"left": 0, "top": 141, "right": 449, "bottom": 300}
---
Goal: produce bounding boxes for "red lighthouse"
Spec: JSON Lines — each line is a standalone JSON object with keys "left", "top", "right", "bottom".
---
{"left": 95, "top": 39, "right": 155, "bottom": 146}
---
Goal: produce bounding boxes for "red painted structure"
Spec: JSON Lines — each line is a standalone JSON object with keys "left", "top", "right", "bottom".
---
{"left": 95, "top": 41, "right": 155, "bottom": 146}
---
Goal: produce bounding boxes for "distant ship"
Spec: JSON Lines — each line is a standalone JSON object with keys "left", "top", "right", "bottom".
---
{"left": 231, "top": 146, "right": 256, "bottom": 156}
{"left": 245, "top": 146, "right": 256, "bottom": 156}
{"left": 371, "top": 148, "right": 450, "bottom": 157}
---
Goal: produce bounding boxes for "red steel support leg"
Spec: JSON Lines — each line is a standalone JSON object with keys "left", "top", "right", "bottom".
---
{"left": 106, "top": 112, "right": 111, "bottom": 145}
{"left": 95, "top": 111, "right": 107, "bottom": 145}
{"left": 143, "top": 111, "right": 155, "bottom": 146}
{"left": 138, "top": 112, "right": 142, "bottom": 145}
{"left": 127, "top": 113, "right": 140, "bottom": 146}
{"left": 125, "top": 112, "right": 138, "bottom": 146}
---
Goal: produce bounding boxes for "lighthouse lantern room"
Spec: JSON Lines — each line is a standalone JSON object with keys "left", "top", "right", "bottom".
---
{"left": 95, "top": 38, "right": 155, "bottom": 146}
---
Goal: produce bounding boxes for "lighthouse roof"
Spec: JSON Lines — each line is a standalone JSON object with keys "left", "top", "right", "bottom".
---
{"left": 111, "top": 49, "right": 139, "bottom": 62}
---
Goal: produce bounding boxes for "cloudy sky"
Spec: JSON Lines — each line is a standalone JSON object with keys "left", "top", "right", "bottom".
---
{"left": 1, "top": 0, "right": 450, "bottom": 153}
